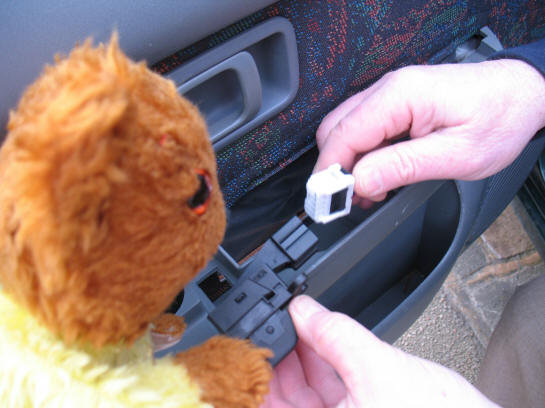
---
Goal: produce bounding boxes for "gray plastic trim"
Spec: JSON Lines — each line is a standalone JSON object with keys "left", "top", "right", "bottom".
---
{"left": 372, "top": 179, "right": 486, "bottom": 342}
{"left": 301, "top": 181, "right": 445, "bottom": 298}
{"left": 455, "top": 26, "right": 504, "bottom": 63}
{"left": 167, "top": 17, "right": 299, "bottom": 150}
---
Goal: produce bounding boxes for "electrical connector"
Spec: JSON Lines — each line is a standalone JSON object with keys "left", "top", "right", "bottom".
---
{"left": 304, "top": 163, "right": 355, "bottom": 224}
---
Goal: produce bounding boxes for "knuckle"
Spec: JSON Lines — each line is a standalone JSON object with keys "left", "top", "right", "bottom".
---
{"left": 386, "top": 66, "right": 421, "bottom": 92}
{"left": 316, "top": 117, "right": 335, "bottom": 146}
{"left": 385, "top": 67, "right": 406, "bottom": 86}
{"left": 316, "top": 127, "right": 327, "bottom": 147}
{"left": 311, "top": 311, "right": 351, "bottom": 349}
{"left": 391, "top": 145, "right": 417, "bottom": 184}
{"left": 330, "top": 117, "right": 351, "bottom": 141}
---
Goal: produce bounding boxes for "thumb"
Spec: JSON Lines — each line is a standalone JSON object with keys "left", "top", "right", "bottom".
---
{"left": 289, "top": 296, "right": 396, "bottom": 397}
{"left": 352, "top": 132, "right": 474, "bottom": 197}
{"left": 289, "top": 296, "right": 499, "bottom": 408}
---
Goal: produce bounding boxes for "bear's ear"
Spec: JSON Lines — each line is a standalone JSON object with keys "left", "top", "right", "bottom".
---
{"left": 8, "top": 35, "right": 130, "bottom": 159}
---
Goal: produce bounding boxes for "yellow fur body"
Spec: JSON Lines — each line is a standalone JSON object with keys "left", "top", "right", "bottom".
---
{"left": 0, "top": 291, "right": 210, "bottom": 408}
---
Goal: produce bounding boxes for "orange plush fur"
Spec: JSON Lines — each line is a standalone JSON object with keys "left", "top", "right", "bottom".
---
{"left": 0, "top": 36, "right": 272, "bottom": 407}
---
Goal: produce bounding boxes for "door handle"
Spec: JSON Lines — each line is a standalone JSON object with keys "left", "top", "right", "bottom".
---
{"left": 167, "top": 17, "right": 298, "bottom": 150}
{"left": 177, "top": 51, "right": 262, "bottom": 143}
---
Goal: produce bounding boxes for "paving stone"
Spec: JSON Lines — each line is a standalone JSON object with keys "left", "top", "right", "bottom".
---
{"left": 480, "top": 204, "right": 533, "bottom": 260}
{"left": 448, "top": 240, "right": 489, "bottom": 280}
{"left": 443, "top": 284, "right": 490, "bottom": 347}
{"left": 449, "top": 258, "right": 545, "bottom": 347}
{"left": 467, "top": 278, "right": 517, "bottom": 342}
{"left": 519, "top": 250, "right": 542, "bottom": 267}
{"left": 512, "top": 262, "right": 545, "bottom": 286}
{"left": 465, "top": 250, "right": 540, "bottom": 286}
{"left": 466, "top": 260, "right": 520, "bottom": 285}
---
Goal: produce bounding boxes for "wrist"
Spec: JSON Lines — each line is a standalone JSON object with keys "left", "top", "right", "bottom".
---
{"left": 495, "top": 59, "right": 545, "bottom": 131}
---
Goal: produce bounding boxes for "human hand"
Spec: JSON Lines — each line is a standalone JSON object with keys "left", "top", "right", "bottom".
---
{"left": 261, "top": 295, "right": 499, "bottom": 408}
{"left": 315, "top": 60, "right": 545, "bottom": 205}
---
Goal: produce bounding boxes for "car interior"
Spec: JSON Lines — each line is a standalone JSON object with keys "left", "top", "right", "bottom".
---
{"left": 2, "top": 1, "right": 545, "bottom": 365}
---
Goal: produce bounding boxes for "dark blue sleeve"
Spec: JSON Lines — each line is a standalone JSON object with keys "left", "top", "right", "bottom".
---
{"left": 492, "top": 38, "right": 545, "bottom": 79}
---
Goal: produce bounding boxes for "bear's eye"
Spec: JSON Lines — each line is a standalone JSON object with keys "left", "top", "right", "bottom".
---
{"left": 187, "top": 169, "right": 212, "bottom": 215}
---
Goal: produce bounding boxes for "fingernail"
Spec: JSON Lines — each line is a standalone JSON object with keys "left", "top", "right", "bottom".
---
{"left": 358, "top": 167, "right": 383, "bottom": 196}
{"left": 290, "top": 295, "right": 327, "bottom": 322}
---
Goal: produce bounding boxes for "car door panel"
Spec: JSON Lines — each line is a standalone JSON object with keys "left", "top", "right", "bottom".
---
{"left": 2, "top": 1, "right": 544, "bottom": 363}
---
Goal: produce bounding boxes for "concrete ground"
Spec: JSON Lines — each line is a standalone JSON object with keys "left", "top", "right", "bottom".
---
{"left": 394, "top": 197, "right": 545, "bottom": 384}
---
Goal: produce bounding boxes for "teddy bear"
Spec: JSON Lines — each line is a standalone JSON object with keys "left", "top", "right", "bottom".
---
{"left": 0, "top": 35, "right": 272, "bottom": 408}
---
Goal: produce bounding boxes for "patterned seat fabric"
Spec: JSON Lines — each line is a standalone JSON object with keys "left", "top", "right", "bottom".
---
{"left": 153, "top": 0, "right": 545, "bottom": 208}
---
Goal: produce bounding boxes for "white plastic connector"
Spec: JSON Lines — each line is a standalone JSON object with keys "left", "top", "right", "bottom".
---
{"left": 304, "top": 163, "right": 355, "bottom": 224}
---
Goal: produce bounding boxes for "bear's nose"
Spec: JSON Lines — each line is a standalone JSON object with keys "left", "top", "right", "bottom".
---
{"left": 187, "top": 169, "right": 212, "bottom": 215}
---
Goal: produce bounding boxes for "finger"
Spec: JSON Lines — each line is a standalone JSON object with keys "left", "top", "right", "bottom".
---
{"left": 316, "top": 89, "right": 374, "bottom": 148}
{"left": 289, "top": 297, "right": 499, "bottom": 408}
{"left": 316, "top": 70, "right": 398, "bottom": 150}
{"left": 314, "top": 67, "right": 451, "bottom": 174}
{"left": 296, "top": 341, "right": 346, "bottom": 406}
{"left": 289, "top": 296, "right": 397, "bottom": 403}
{"left": 352, "top": 131, "right": 479, "bottom": 197}
{"left": 274, "top": 350, "right": 308, "bottom": 397}
{"left": 351, "top": 190, "right": 386, "bottom": 210}
{"left": 353, "top": 196, "right": 374, "bottom": 209}
{"left": 367, "top": 192, "right": 387, "bottom": 202}
{"left": 314, "top": 96, "right": 411, "bottom": 173}
{"left": 314, "top": 135, "right": 361, "bottom": 172}
{"left": 260, "top": 374, "right": 294, "bottom": 408}
{"left": 275, "top": 349, "right": 323, "bottom": 407}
